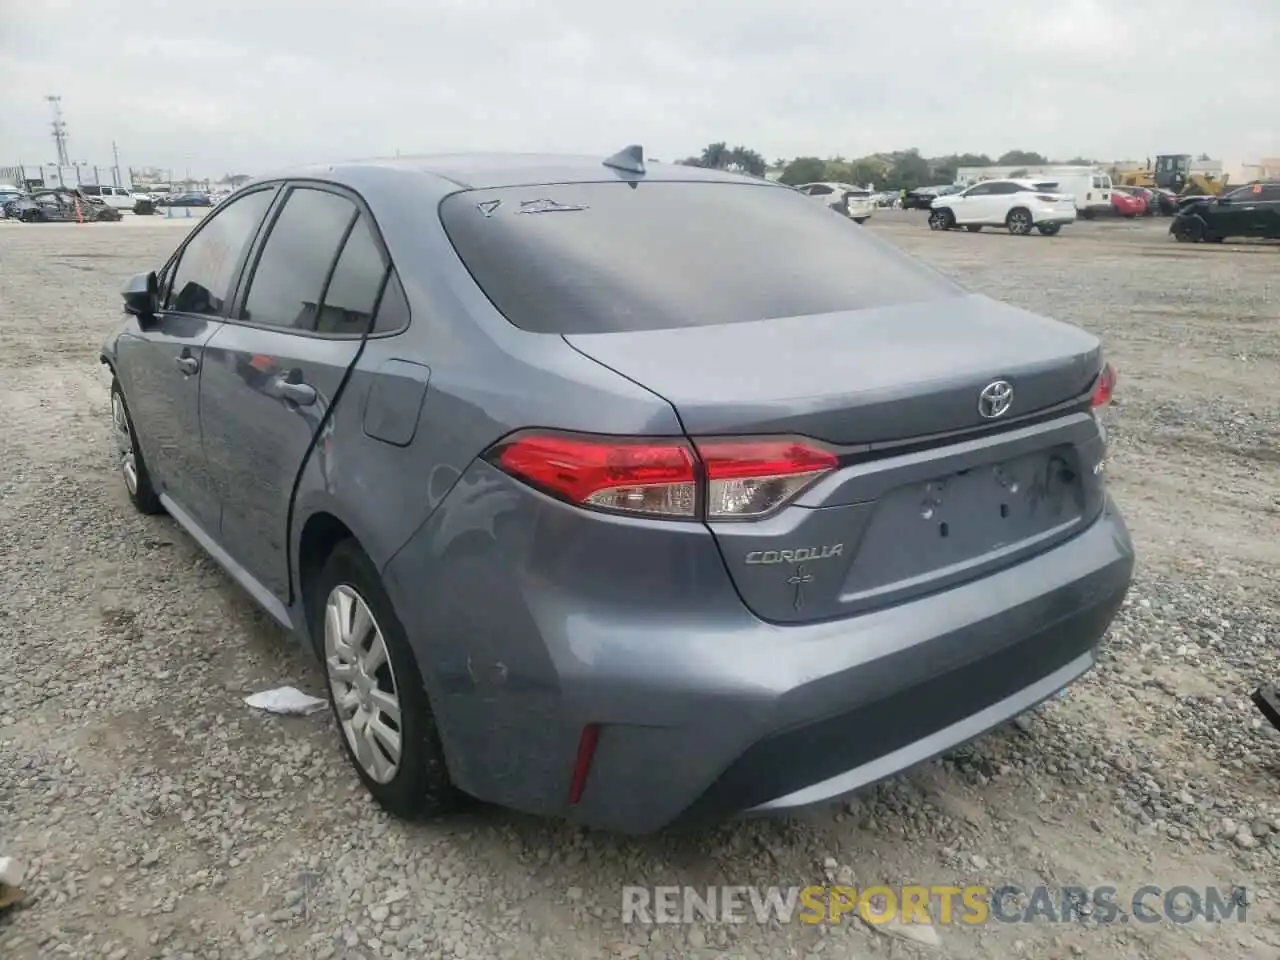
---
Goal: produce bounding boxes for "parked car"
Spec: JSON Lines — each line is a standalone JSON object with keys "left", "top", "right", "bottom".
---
{"left": 928, "top": 178, "right": 1077, "bottom": 236}
{"left": 793, "top": 182, "right": 875, "bottom": 223}
{"left": 1112, "top": 185, "right": 1157, "bottom": 216}
{"left": 1110, "top": 188, "right": 1146, "bottom": 218}
{"left": 1170, "top": 181, "right": 1280, "bottom": 243}
{"left": 5, "top": 187, "right": 122, "bottom": 222}
{"left": 162, "top": 192, "right": 213, "bottom": 207}
{"left": 0, "top": 184, "right": 24, "bottom": 217}
{"left": 903, "top": 185, "right": 959, "bottom": 210}
{"left": 79, "top": 184, "right": 138, "bottom": 212}
{"left": 101, "top": 150, "right": 1133, "bottom": 833}
{"left": 1148, "top": 188, "right": 1179, "bottom": 216}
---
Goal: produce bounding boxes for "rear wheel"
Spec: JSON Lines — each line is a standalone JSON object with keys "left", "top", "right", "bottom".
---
{"left": 853, "top": 217, "right": 869, "bottom": 224}
{"left": 1172, "top": 218, "right": 1203, "bottom": 243}
{"left": 1037, "top": 224, "right": 1061, "bottom": 236}
{"left": 928, "top": 208, "right": 954, "bottom": 231}
{"left": 965, "top": 224, "right": 983, "bottom": 233}
{"left": 1006, "top": 208, "right": 1034, "bottom": 235}
{"left": 310, "top": 539, "right": 462, "bottom": 819}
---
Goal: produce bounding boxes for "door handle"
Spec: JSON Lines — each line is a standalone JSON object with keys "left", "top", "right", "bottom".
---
{"left": 175, "top": 355, "right": 199, "bottom": 375}
{"left": 274, "top": 377, "right": 317, "bottom": 406}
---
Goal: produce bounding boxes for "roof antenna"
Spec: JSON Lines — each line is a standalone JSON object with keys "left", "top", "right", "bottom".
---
{"left": 603, "top": 144, "right": 645, "bottom": 175}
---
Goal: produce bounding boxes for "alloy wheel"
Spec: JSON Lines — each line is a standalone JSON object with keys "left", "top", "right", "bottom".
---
{"left": 1009, "top": 212, "right": 1031, "bottom": 234}
{"left": 111, "top": 392, "right": 138, "bottom": 495}
{"left": 324, "top": 585, "right": 404, "bottom": 784}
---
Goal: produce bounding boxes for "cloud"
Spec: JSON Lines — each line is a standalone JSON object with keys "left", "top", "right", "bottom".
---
{"left": 0, "top": 0, "right": 1275, "bottom": 177}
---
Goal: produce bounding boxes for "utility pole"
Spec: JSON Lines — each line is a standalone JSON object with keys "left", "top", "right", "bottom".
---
{"left": 46, "top": 95, "right": 70, "bottom": 167}
{"left": 112, "top": 140, "right": 121, "bottom": 187}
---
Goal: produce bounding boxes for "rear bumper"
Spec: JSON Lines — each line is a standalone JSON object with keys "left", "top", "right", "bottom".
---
{"left": 384, "top": 464, "right": 1133, "bottom": 834}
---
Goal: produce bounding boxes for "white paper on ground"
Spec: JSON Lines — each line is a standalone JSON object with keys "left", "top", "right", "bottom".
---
{"left": 244, "top": 686, "right": 328, "bottom": 716}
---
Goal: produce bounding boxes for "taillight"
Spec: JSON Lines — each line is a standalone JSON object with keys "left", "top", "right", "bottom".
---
{"left": 487, "top": 432, "right": 697, "bottom": 517}
{"left": 1035, "top": 194, "right": 1059, "bottom": 202}
{"left": 695, "top": 438, "right": 837, "bottom": 520}
{"left": 485, "top": 432, "right": 837, "bottom": 521}
{"left": 1091, "top": 363, "right": 1116, "bottom": 408}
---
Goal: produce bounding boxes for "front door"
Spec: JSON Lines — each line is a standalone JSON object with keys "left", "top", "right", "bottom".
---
{"left": 118, "top": 185, "right": 278, "bottom": 532}
{"left": 199, "top": 184, "right": 387, "bottom": 603}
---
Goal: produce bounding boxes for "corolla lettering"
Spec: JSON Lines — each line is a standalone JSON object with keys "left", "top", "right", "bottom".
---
{"left": 744, "top": 544, "right": 844, "bottom": 565}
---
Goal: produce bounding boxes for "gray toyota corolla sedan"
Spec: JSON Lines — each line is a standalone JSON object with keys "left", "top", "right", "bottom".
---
{"left": 101, "top": 147, "right": 1134, "bottom": 833}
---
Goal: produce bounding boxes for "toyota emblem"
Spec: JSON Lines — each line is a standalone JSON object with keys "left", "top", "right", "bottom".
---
{"left": 978, "top": 380, "right": 1014, "bottom": 419}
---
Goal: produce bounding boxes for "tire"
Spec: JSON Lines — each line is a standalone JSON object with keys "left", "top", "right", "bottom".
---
{"left": 965, "top": 225, "right": 983, "bottom": 233}
{"left": 1172, "top": 219, "right": 1203, "bottom": 243}
{"left": 853, "top": 217, "right": 869, "bottom": 224}
{"left": 309, "top": 539, "right": 462, "bottom": 819}
{"left": 1080, "top": 208, "right": 1096, "bottom": 221}
{"left": 1006, "top": 208, "right": 1034, "bottom": 235}
{"left": 928, "top": 208, "right": 954, "bottom": 231}
{"left": 1037, "top": 224, "right": 1061, "bottom": 236}
{"left": 110, "top": 379, "right": 164, "bottom": 515}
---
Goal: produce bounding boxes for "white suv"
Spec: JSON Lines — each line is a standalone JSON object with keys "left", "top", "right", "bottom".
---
{"left": 794, "top": 182, "right": 875, "bottom": 223}
{"left": 927, "top": 179, "right": 1076, "bottom": 236}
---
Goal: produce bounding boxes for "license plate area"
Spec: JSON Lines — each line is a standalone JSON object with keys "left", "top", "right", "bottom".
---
{"left": 842, "top": 446, "right": 1085, "bottom": 598}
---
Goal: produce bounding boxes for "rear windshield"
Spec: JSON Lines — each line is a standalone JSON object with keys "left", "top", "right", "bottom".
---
{"left": 1031, "top": 181, "right": 1059, "bottom": 191}
{"left": 439, "top": 181, "right": 956, "bottom": 334}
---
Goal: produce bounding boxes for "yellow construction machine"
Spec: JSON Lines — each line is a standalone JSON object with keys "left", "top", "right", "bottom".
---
{"left": 1116, "top": 155, "right": 1228, "bottom": 196}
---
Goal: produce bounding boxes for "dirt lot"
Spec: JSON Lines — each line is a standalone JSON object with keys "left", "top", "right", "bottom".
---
{"left": 1, "top": 212, "right": 1278, "bottom": 960}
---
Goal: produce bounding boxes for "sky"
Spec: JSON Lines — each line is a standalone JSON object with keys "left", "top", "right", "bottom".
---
{"left": 1, "top": 0, "right": 1277, "bottom": 178}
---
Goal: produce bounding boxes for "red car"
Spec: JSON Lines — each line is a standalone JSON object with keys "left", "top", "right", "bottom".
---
{"left": 1110, "top": 187, "right": 1146, "bottom": 218}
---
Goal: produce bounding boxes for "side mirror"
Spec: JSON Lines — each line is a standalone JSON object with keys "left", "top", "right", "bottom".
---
{"left": 122, "top": 271, "right": 159, "bottom": 321}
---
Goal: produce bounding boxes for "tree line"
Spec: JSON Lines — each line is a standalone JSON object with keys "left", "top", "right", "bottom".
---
{"left": 675, "top": 144, "right": 1099, "bottom": 190}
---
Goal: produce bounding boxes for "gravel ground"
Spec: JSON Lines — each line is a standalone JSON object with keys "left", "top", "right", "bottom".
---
{"left": 1, "top": 212, "right": 1278, "bottom": 960}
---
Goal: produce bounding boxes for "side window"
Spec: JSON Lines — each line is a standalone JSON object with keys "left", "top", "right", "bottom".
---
{"left": 240, "top": 187, "right": 356, "bottom": 331}
{"left": 965, "top": 183, "right": 993, "bottom": 196}
{"left": 1259, "top": 185, "right": 1280, "bottom": 201}
{"left": 167, "top": 189, "right": 274, "bottom": 316}
{"left": 808, "top": 185, "right": 833, "bottom": 196}
{"left": 81, "top": 185, "right": 101, "bottom": 196}
{"left": 315, "top": 214, "right": 389, "bottom": 336}
{"left": 996, "top": 182, "right": 1022, "bottom": 194}
{"left": 372, "top": 271, "right": 410, "bottom": 334}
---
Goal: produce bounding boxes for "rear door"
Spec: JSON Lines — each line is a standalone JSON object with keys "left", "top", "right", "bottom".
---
{"left": 198, "top": 182, "right": 393, "bottom": 602}
{"left": 114, "top": 185, "right": 278, "bottom": 532}
{"left": 1245, "top": 183, "right": 1280, "bottom": 236}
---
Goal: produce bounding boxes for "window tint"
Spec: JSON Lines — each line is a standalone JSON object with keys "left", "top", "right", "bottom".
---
{"left": 965, "top": 183, "right": 993, "bottom": 196}
{"left": 1032, "top": 181, "right": 1059, "bottom": 191}
{"left": 1259, "top": 184, "right": 1280, "bottom": 201}
{"left": 441, "top": 182, "right": 959, "bottom": 335}
{"left": 167, "top": 188, "right": 274, "bottom": 316}
{"left": 373, "top": 271, "right": 410, "bottom": 334}
{"left": 807, "top": 184, "right": 833, "bottom": 196}
{"left": 81, "top": 185, "right": 101, "bottom": 196}
{"left": 314, "top": 214, "right": 389, "bottom": 336}
{"left": 240, "top": 187, "right": 356, "bottom": 330}
{"left": 996, "top": 182, "right": 1023, "bottom": 194}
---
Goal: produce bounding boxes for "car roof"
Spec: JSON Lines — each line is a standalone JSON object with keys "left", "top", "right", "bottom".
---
{"left": 263, "top": 153, "right": 774, "bottom": 193}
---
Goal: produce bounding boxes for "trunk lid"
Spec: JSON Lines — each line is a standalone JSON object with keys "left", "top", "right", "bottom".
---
{"left": 564, "top": 293, "right": 1101, "bottom": 446}
{"left": 566, "top": 294, "right": 1109, "bottom": 624}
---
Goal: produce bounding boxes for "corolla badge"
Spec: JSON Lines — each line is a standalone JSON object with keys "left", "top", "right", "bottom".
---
{"left": 978, "top": 379, "right": 1014, "bottom": 419}
{"left": 744, "top": 544, "right": 843, "bottom": 565}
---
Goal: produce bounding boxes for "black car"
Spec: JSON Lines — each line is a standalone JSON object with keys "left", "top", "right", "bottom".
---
{"left": 161, "top": 191, "right": 213, "bottom": 207}
{"left": 1171, "top": 182, "right": 1280, "bottom": 243}
{"left": 903, "top": 184, "right": 961, "bottom": 210}
{"left": 1148, "top": 188, "right": 1179, "bottom": 216}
